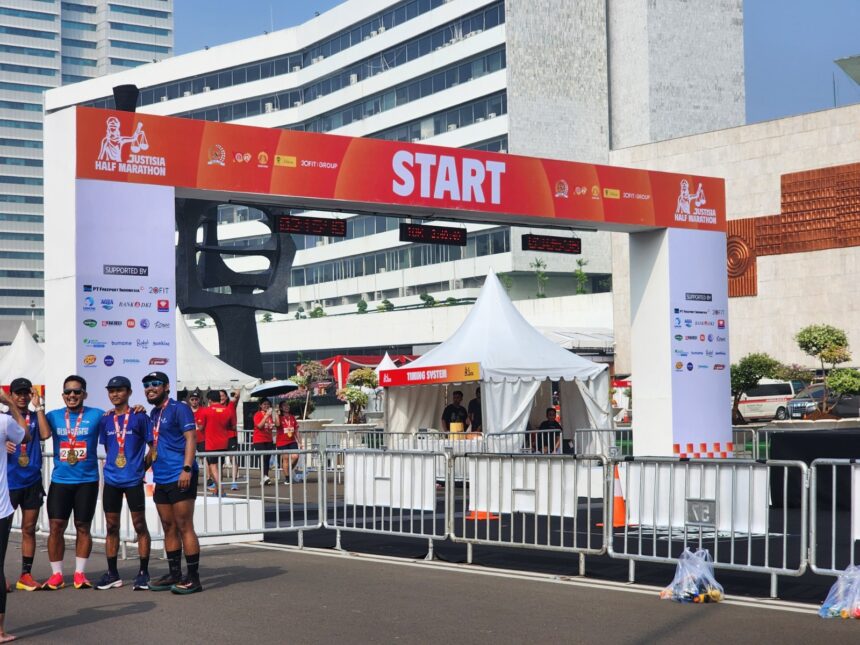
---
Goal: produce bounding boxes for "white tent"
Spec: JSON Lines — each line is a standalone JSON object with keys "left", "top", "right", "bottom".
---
{"left": 385, "top": 272, "right": 612, "bottom": 449}
{"left": 0, "top": 322, "right": 45, "bottom": 386}
{"left": 374, "top": 352, "right": 398, "bottom": 375}
{"left": 176, "top": 309, "right": 259, "bottom": 393}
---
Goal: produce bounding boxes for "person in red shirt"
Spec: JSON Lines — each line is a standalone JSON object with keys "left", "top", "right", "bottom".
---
{"left": 276, "top": 400, "right": 301, "bottom": 484}
{"left": 218, "top": 389, "right": 241, "bottom": 490}
{"left": 252, "top": 399, "right": 276, "bottom": 486}
{"left": 198, "top": 391, "right": 235, "bottom": 494}
{"left": 187, "top": 391, "right": 209, "bottom": 486}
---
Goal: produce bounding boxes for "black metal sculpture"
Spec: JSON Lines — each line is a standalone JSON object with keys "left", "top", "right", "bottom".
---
{"left": 175, "top": 199, "right": 295, "bottom": 376}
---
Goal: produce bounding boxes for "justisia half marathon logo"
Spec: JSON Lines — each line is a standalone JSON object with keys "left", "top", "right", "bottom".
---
{"left": 674, "top": 179, "right": 717, "bottom": 224}
{"left": 95, "top": 116, "right": 166, "bottom": 177}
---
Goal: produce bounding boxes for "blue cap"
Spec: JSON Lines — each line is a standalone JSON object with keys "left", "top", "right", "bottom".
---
{"left": 106, "top": 375, "right": 132, "bottom": 389}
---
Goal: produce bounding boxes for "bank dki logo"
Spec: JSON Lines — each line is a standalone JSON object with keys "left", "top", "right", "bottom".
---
{"left": 157, "top": 299, "right": 169, "bottom": 312}
{"left": 674, "top": 179, "right": 706, "bottom": 219}
{"left": 98, "top": 116, "right": 148, "bottom": 162}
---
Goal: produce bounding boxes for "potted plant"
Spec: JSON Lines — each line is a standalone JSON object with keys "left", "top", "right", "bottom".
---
{"left": 338, "top": 386, "right": 369, "bottom": 424}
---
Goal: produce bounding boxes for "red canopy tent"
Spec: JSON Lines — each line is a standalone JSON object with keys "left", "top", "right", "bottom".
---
{"left": 320, "top": 354, "right": 418, "bottom": 389}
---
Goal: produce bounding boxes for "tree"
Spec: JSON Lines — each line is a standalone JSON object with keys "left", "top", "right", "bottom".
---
{"left": 445, "top": 297, "right": 458, "bottom": 306}
{"left": 260, "top": 312, "right": 273, "bottom": 323}
{"left": 419, "top": 293, "right": 436, "bottom": 307}
{"left": 377, "top": 299, "right": 394, "bottom": 312}
{"left": 573, "top": 258, "right": 589, "bottom": 295}
{"left": 194, "top": 317, "right": 206, "bottom": 328}
{"left": 796, "top": 324, "right": 850, "bottom": 413}
{"left": 497, "top": 273, "right": 514, "bottom": 292}
{"left": 827, "top": 368, "right": 860, "bottom": 398}
{"left": 529, "top": 257, "right": 548, "bottom": 298}
{"left": 347, "top": 367, "right": 378, "bottom": 388}
{"left": 309, "top": 306, "right": 326, "bottom": 318}
{"left": 773, "top": 363, "right": 814, "bottom": 384}
{"left": 730, "top": 353, "right": 780, "bottom": 424}
{"left": 356, "top": 298, "right": 368, "bottom": 314}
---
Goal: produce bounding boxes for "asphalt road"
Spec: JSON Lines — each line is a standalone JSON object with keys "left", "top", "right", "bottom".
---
{"left": 1, "top": 537, "right": 856, "bottom": 644}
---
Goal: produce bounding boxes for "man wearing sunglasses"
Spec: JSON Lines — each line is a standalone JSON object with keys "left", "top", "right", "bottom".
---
{"left": 142, "top": 371, "right": 202, "bottom": 594}
{"left": 38, "top": 375, "right": 104, "bottom": 590}
{"left": 5, "top": 378, "right": 44, "bottom": 592}
{"left": 95, "top": 376, "right": 153, "bottom": 591}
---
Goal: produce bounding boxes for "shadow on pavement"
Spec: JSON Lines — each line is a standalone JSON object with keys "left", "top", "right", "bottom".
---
{"left": 13, "top": 601, "right": 157, "bottom": 639}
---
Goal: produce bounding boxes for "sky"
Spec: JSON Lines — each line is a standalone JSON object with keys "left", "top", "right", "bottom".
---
{"left": 173, "top": 0, "right": 860, "bottom": 124}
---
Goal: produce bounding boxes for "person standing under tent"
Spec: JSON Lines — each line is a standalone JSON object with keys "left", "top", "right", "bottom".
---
{"left": 219, "top": 389, "right": 241, "bottom": 490}
{"left": 4, "top": 378, "right": 44, "bottom": 592}
{"left": 536, "top": 407, "right": 563, "bottom": 454}
{"left": 0, "top": 388, "right": 29, "bottom": 641}
{"left": 95, "top": 376, "right": 154, "bottom": 591}
{"left": 39, "top": 375, "right": 104, "bottom": 590}
{"left": 142, "top": 371, "right": 202, "bottom": 594}
{"left": 252, "top": 399, "right": 276, "bottom": 485}
{"left": 276, "top": 400, "right": 301, "bottom": 483}
{"left": 441, "top": 390, "right": 469, "bottom": 433}
{"left": 467, "top": 387, "right": 483, "bottom": 433}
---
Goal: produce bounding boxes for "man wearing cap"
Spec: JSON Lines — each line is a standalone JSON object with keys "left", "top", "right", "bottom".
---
{"left": 5, "top": 378, "right": 44, "bottom": 592}
{"left": 142, "top": 371, "right": 202, "bottom": 594}
{"left": 198, "top": 390, "right": 235, "bottom": 494}
{"left": 187, "top": 390, "right": 210, "bottom": 486}
{"left": 95, "top": 376, "right": 153, "bottom": 591}
{"left": 38, "top": 375, "right": 104, "bottom": 590}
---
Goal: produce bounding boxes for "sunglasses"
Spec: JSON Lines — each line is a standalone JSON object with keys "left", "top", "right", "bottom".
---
{"left": 63, "top": 388, "right": 84, "bottom": 395}
{"left": 143, "top": 380, "right": 165, "bottom": 388}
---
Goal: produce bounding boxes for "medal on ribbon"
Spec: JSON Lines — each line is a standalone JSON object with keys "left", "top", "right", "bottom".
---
{"left": 114, "top": 410, "right": 130, "bottom": 469}
{"left": 65, "top": 408, "right": 83, "bottom": 466}
{"left": 151, "top": 399, "right": 168, "bottom": 463}
{"left": 18, "top": 412, "right": 30, "bottom": 467}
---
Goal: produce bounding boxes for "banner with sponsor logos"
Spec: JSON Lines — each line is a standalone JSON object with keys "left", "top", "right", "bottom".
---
{"left": 75, "top": 180, "right": 176, "bottom": 410}
{"left": 668, "top": 229, "right": 731, "bottom": 457}
{"left": 380, "top": 363, "right": 481, "bottom": 387}
{"left": 75, "top": 107, "right": 725, "bottom": 233}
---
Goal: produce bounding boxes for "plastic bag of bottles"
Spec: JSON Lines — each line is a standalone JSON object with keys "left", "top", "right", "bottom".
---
{"left": 819, "top": 565, "right": 860, "bottom": 619}
{"left": 659, "top": 548, "right": 724, "bottom": 603}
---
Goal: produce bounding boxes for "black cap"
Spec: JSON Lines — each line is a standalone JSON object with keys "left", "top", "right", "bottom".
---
{"left": 142, "top": 371, "right": 169, "bottom": 384}
{"left": 188, "top": 389, "right": 202, "bottom": 398}
{"left": 106, "top": 376, "right": 132, "bottom": 389}
{"left": 9, "top": 377, "right": 31, "bottom": 393}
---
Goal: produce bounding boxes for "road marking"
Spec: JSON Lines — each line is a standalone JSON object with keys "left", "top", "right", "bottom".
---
{"left": 235, "top": 542, "right": 819, "bottom": 615}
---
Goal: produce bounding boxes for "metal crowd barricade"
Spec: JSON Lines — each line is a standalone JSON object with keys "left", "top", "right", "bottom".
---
{"left": 323, "top": 448, "right": 449, "bottom": 558}
{"left": 809, "top": 458, "right": 860, "bottom": 576}
{"left": 449, "top": 453, "right": 610, "bottom": 571}
{"left": 606, "top": 456, "right": 808, "bottom": 597}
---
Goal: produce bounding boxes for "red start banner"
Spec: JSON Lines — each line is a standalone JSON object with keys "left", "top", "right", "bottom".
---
{"left": 379, "top": 363, "right": 481, "bottom": 387}
{"left": 76, "top": 107, "right": 726, "bottom": 232}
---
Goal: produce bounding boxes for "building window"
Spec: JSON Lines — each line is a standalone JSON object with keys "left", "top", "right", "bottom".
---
{"left": 0, "top": 158, "right": 43, "bottom": 168}
{"left": 62, "top": 74, "right": 92, "bottom": 83}
{"left": 0, "top": 139, "right": 43, "bottom": 149}
{"left": 0, "top": 120, "right": 42, "bottom": 131}
{"left": 62, "top": 2, "right": 97, "bottom": 13}
{"left": 0, "top": 102, "right": 42, "bottom": 113}
{"left": 0, "top": 271, "right": 43, "bottom": 279}
{"left": 0, "top": 251, "right": 43, "bottom": 260}
{"left": 62, "top": 37, "right": 96, "bottom": 49}
{"left": 0, "top": 63, "right": 57, "bottom": 76}
{"left": 0, "top": 25, "right": 56, "bottom": 40}
{"left": 0, "top": 44, "right": 56, "bottom": 58}
{"left": 109, "top": 4, "right": 170, "bottom": 19}
{"left": 0, "top": 308, "right": 45, "bottom": 317}
{"left": 0, "top": 7, "right": 55, "bottom": 21}
{"left": 0, "top": 196, "right": 42, "bottom": 205}
{"left": 0, "top": 176, "right": 43, "bottom": 186}
{"left": 109, "top": 40, "right": 170, "bottom": 53}
{"left": 110, "top": 58, "right": 144, "bottom": 68}
{"left": 62, "top": 55, "right": 97, "bottom": 67}
{"left": 0, "top": 232, "right": 43, "bottom": 241}
{"left": 61, "top": 19, "right": 96, "bottom": 31}
{"left": 0, "top": 214, "right": 43, "bottom": 223}
{"left": 0, "top": 82, "right": 52, "bottom": 94}
{"left": 109, "top": 22, "right": 171, "bottom": 36}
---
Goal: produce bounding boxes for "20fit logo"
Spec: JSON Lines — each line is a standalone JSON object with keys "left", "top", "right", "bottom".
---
{"left": 674, "top": 179, "right": 717, "bottom": 225}
{"left": 94, "top": 116, "right": 166, "bottom": 177}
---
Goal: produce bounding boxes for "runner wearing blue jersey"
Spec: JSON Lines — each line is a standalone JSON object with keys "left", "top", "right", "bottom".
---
{"left": 142, "top": 372, "right": 202, "bottom": 594}
{"left": 4, "top": 378, "right": 44, "bottom": 592}
{"left": 38, "top": 375, "right": 104, "bottom": 591}
{"left": 95, "top": 376, "right": 154, "bottom": 591}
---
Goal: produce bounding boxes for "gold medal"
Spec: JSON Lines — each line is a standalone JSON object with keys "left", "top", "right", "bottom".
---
{"left": 17, "top": 452, "right": 29, "bottom": 468}
{"left": 149, "top": 447, "right": 157, "bottom": 463}
{"left": 67, "top": 451, "right": 78, "bottom": 466}
{"left": 115, "top": 453, "right": 127, "bottom": 468}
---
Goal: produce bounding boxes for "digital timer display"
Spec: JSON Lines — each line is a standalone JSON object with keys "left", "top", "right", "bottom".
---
{"left": 521, "top": 234, "right": 582, "bottom": 254}
{"left": 399, "top": 223, "right": 467, "bottom": 246}
{"left": 278, "top": 215, "right": 346, "bottom": 237}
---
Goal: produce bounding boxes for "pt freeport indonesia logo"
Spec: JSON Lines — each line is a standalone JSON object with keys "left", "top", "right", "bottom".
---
{"left": 95, "top": 116, "right": 166, "bottom": 177}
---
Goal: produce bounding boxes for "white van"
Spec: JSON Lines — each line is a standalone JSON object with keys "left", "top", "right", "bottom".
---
{"left": 738, "top": 378, "right": 805, "bottom": 421}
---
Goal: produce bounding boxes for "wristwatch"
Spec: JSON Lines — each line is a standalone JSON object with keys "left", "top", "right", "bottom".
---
{"left": 182, "top": 465, "right": 192, "bottom": 473}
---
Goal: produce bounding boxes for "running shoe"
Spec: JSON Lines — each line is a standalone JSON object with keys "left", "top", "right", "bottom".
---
{"left": 170, "top": 575, "right": 203, "bottom": 595}
{"left": 206, "top": 478, "right": 214, "bottom": 487}
{"left": 15, "top": 573, "right": 40, "bottom": 592}
{"left": 133, "top": 571, "right": 150, "bottom": 591}
{"left": 73, "top": 572, "right": 92, "bottom": 589}
{"left": 42, "top": 572, "right": 64, "bottom": 590}
{"left": 230, "top": 482, "right": 239, "bottom": 491}
{"left": 95, "top": 571, "right": 122, "bottom": 590}
{"left": 149, "top": 572, "right": 180, "bottom": 591}
{"left": 263, "top": 476, "right": 272, "bottom": 486}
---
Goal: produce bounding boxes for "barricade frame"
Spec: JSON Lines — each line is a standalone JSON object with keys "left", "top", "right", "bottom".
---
{"left": 809, "top": 457, "right": 859, "bottom": 577}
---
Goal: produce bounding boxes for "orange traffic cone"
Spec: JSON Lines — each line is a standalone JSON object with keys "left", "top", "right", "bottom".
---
{"left": 465, "top": 510, "right": 499, "bottom": 521}
{"left": 597, "top": 464, "right": 635, "bottom": 528}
